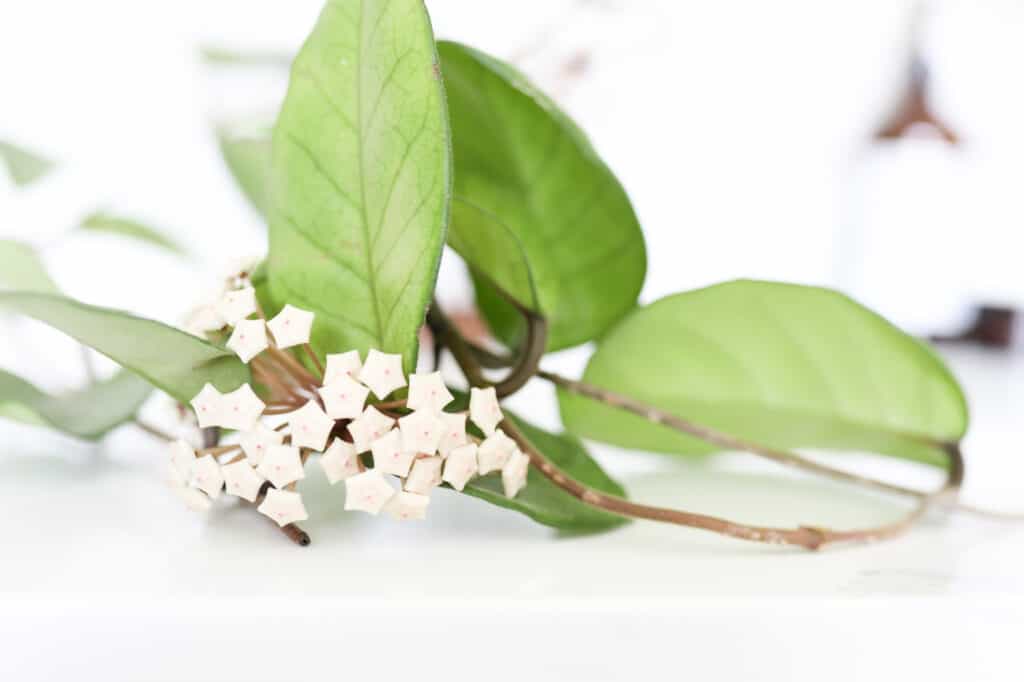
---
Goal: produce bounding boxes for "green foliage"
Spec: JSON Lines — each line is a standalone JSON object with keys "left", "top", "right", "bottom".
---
{"left": 0, "top": 139, "right": 54, "bottom": 186}
{"left": 0, "top": 292, "right": 249, "bottom": 404}
{"left": 0, "top": 369, "right": 152, "bottom": 440}
{"left": 265, "top": 0, "right": 451, "bottom": 371}
{"left": 0, "top": 240, "right": 59, "bottom": 293}
{"left": 559, "top": 280, "right": 967, "bottom": 467}
{"left": 447, "top": 198, "right": 538, "bottom": 310}
{"left": 217, "top": 126, "right": 275, "bottom": 219}
{"left": 438, "top": 40, "right": 645, "bottom": 351}
{"left": 79, "top": 212, "right": 185, "bottom": 255}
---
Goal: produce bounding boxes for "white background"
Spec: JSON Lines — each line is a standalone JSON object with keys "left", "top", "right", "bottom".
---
{"left": 2, "top": 2, "right": 1024, "bottom": 680}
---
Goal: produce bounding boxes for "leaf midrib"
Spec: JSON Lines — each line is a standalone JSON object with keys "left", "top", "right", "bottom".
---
{"left": 356, "top": 0, "right": 386, "bottom": 349}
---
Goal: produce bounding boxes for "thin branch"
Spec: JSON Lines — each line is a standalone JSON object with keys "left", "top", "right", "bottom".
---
{"left": 303, "top": 343, "right": 325, "bottom": 379}
{"left": 134, "top": 419, "right": 177, "bottom": 443}
{"left": 501, "top": 416, "right": 941, "bottom": 551}
{"left": 537, "top": 369, "right": 941, "bottom": 501}
{"left": 427, "top": 298, "right": 546, "bottom": 398}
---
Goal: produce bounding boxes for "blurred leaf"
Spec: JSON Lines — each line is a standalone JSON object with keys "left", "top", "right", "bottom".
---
{"left": 0, "top": 369, "right": 152, "bottom": 440}
{"left": 200, "top": 45, "right": 292, "bottom": 67}
{"left": 0, "top": 140, "right": 54, "bottom": 186}
{"left": 447, "top": 392, "right": 627, "bottom": 532}
{"left": 79, "top": 212, "right": 186, "bottom": 256}
{"left": 438, "top": 41, "right": 646, "bottom": 351}
{"left": 266, "top": 0, "right": 451, "bottom": 370}
{"left": 0, "top": 240, "right": 59, "bottom": 293}
{"left": 217, "top": 126, "right": 275, "bottom": 219}
{"left": 0, "top": 292, "right": 249, "bottom": 403}
{"left": 559, "top": 280, "right": 968, "bottom": 468}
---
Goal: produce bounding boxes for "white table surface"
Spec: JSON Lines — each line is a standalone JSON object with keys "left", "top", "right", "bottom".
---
{"left": 2, "top": 345, "right": 1023, "bottom": 681}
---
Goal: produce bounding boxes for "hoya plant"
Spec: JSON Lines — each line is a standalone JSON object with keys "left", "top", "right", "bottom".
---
{"left": 0, "top": 0, "right": 1005, "bottom": 549}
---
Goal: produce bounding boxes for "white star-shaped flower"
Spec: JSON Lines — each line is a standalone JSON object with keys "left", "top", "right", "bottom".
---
{"left": 323, "top": 350, "right": 362, "bottom": 385}
{"left": 184, "top": 304, "right": 225, "bottom": 337}
{"left": 320, "top": 438, "right": 361, "bottom": 484}
{"left": 406, "top": 371, "right": 454, "bottom": 413}
{"left": 167, "top": 439, "right": 195, "bottom": 479}
{"left": 478, "top": 429, "right": 516, "bottom": 475}
{"left": 502, "top": 449, "right": 530, "bottom": 498}
{"left": 442, "top": 443, "right": 478, "bottom": 491}
{"left": 384, "top": 491, "right": 430, "bottom": 521}
{"left": 469, "top": 386, "right": 503, "bottom": 435}
{"left": 218, "top": 383, "right": 266, "bottom": 431}
{"left": 169, "top": 472, "right": 213, "bottom": 512}
{"left": 257, "top": 445, "right": 305, "bottom": 489}
{"left": 343, "top": 469, "right": 395, "bottom": 515}
{"left": 371, "top": 429, "right": 416, "bottom": 477}
{"left": 239, "top": 423, "right": 284, "bottom": 465}
{"left": 222, "top": 460, "right": 266, "bottom": 502}
{"left": 217, "top": 286, "right": 258, "bottom": 324}
{"left": 318, "top": 374, "right": 370, "bottom": 420}
{"left": 348, "top": 406, "right": 396, "bottom": 453}
{"left": 404, "top": 456, "right": 443, "bottom": 495}
{"left": 189, "top": 454, "right": 224, "bottom": 498}
{"left": 258, "top": 488, "right": 309, "bottom": 527}
{"left": 226, "top": 318, "right": 269, "bottom": 363}
{"left": 285, "top": 400, "right": 334, "bottom": 451}
{"left": 190, "top": 383, "right": 226, "bottom": 429}
{"left": 398, "top": 410, "right": 443, "bottom": 455}
{"left": 266, "top": 304, "right": 315, "bottom": 349}
{"left": 357, "top": 349, "right": 406, "bottom": 399}
{"left": 437, "top": 412, "right": 468, "bottom": 457}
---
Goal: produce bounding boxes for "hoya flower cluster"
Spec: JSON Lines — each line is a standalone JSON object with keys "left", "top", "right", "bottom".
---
{"left": 168, "top": 285, "right": 529, "bottom": 528}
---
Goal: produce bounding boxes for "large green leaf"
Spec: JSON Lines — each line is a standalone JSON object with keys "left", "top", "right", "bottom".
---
{"left": 79, "top": 212, "right": 186, "bottom": 255}
{"left": 217, "top": 126, "right": 275, "bottom": 219}
{"left": 0, "top": 292, "right": 249, "bottom": 403}
{"left": 438, "top": 41, "right": 646, "bottom": 351}
{"left": 559, "top": 280, "right": 968, "bottom": 468}
{"left": 0, "top": 369, "right": 152, "bottom": 440}
{"left": 266, "top": 0, "right": 451, "bottom": 371}
{"left": 461, "top": 412, "right": 628, "bottom": 533}
{"left": 0, "top": 240, "right": 59, "bottom": 293}
{"left": 0, "top": 140, "right": 54, "bottom": 186}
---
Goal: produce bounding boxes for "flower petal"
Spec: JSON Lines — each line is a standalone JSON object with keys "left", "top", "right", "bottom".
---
{"left": 267, "top": 304, "right": 315, "bottom": 349}
{"left": 357, "top": 349, "right": 406, "bottom": 399}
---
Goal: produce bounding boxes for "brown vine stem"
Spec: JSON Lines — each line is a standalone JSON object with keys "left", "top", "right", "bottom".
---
{"left": 501, "top": 416, "right": 937, "bottom": 550}
{"left": 535, "top": 369, "right": 935, "bottom": 501}
{"left": 432, "top": 301, "right": 961, "bottom": 549}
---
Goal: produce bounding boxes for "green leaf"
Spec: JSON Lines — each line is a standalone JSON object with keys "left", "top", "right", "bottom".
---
{"left": 438, "top": 41, "right": 646, "bottom": 351}
{"left": 266, "top": 0, "right": 451, "bottom": 372}
{"left": 559, "top": 280, "right": 968, "bottom": 468}
{"left": 0, "top": 140, "right": 54, "bottom": 186}
{"left": 462, "top": 413, "right": 628, "bottom": 533}
{"left": 0, "top": 292, "right": 249, "bottom": 403}
{"left": 0, "top": 240, "right": 59, "bottom": 294}
{"left": 79, "top": 212, "right": 186, "bottom": 256}
{"left": 447, "top": 198, "right": 538, "bottom": 310}
{"left": 217, "top": 126, "right": 275, "bottom": 219}
{"left": 0, "top": 369, "right": 152, "bottom": 440}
